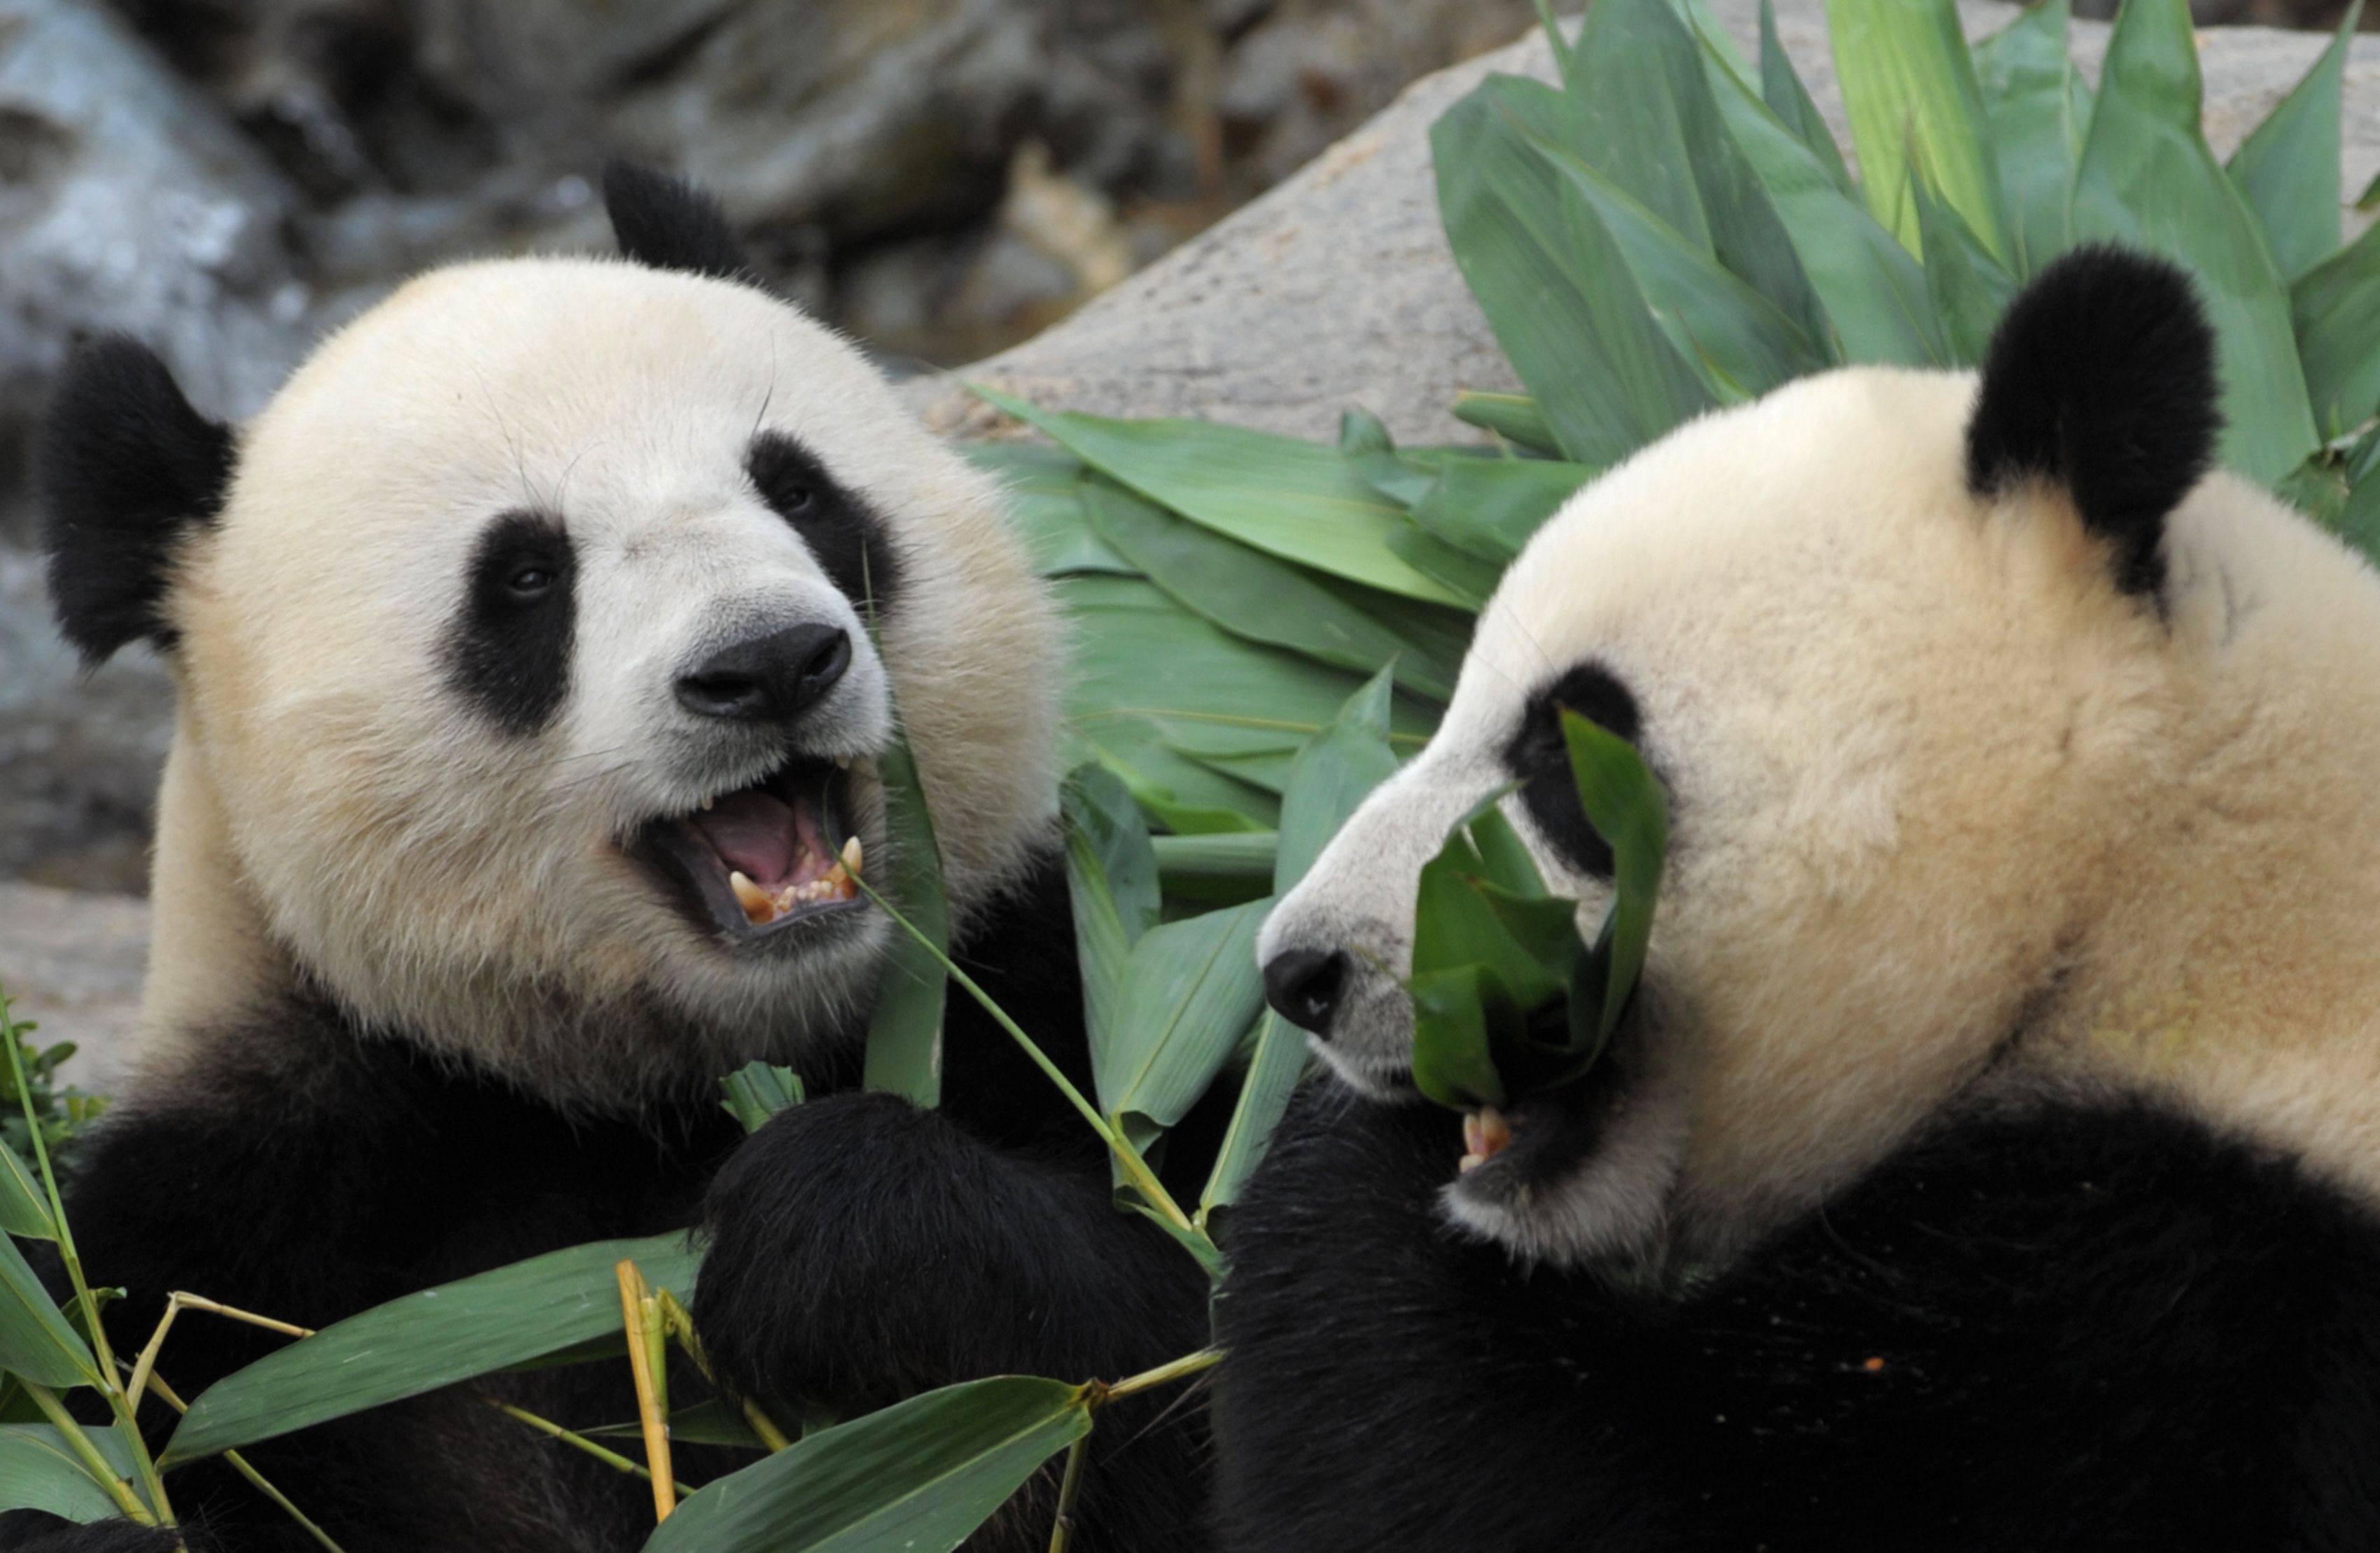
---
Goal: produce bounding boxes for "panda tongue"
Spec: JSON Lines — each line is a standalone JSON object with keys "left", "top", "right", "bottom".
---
{"left": 691, "top": 790, "right": 802, "bottom": 887}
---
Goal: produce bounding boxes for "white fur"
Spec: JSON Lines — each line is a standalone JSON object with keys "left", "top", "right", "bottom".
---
{"left": 138, "top": 258, "right": 1061, "bottom": 1108}
{"left": 1263, "top": 365, "right": 2380, "bottom": 1267}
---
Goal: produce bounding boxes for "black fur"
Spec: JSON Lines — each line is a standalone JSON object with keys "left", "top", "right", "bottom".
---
{"left": 1213, "top": 1088, "right": 2380, "bottom": 1552}
{"left": 1966, "top": 246, "right": 2220, "bottom": 600}
{"left": 444, "top": 510, "right": 578, "bottom": 736}
{"left": 0, "top": 1519, "right": 188, "bottom": 1552}
{"left": 1504, "top": 662, "right": 1641, "bottom": 879}
{"left": 746, "top": 432, "right": 904, "bottom": 615}
{"left": 38, "top": 853, "right": 1213, "bottom": 1552}
{"left": 36, "top": 335, "right": 237, "bottom": 663}
{"left": 601, "top": 161, "right": 750, "bottom": 282}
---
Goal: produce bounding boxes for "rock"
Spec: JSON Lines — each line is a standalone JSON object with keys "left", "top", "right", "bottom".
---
{"left": 909, "top": 0, "right": 2380, "bottom": 445}
{"left": 0, "top": 882, "right": 149, "bottom": 1090}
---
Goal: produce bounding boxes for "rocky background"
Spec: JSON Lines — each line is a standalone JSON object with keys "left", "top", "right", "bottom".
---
{"left": 3, "top": 0, "right": 2374, "bottom": 1082}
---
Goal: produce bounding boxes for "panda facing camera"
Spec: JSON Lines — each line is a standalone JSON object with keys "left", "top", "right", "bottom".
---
{"left": 15, "top": 167, "right": 1212, "bottom": 1553}
{"left": 1223, "top": 247, "right": 2380, "bottom": 1550}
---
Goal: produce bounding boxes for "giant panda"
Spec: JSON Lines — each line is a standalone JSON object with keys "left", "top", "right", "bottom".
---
{"left": 11, "top": 167, "right": 1211, "bottom": 1553}
{"left": 1219, "top": 248, "right": 2380, "bottom": 1550}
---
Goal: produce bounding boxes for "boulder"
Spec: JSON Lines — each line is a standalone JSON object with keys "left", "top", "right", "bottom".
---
{"left": 908, "top": 0, "right": 2380, "bottom": 445}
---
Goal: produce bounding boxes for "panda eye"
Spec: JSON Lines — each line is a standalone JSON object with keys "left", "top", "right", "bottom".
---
{"left": 776, "top": 484, "right": 816, "bottom": 514}
{"left": 507, "top": 566, "right": 556, "bottom": 600}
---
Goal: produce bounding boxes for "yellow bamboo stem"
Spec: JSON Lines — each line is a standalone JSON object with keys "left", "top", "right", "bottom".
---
{"left": 616, "top": 1259, "right": 676, "bottom": 1519}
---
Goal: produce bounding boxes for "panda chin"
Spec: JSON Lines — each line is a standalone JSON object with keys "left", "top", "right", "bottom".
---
{"left": 626, "top": 753, "right": 872, "bottom": 949}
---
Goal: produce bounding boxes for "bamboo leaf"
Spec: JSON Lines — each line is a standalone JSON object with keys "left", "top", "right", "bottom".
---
{"left": 1408, "top": 457, "right": 1593, "bottom": 564}
{"left": 961, "top": 444, "right": 1133, "bottom": 579}
{"left": 1432, "top": 75, "right": 1716, "bottom": 465}
{"left": 1760, "top": 0, "right": 1856, "bottom": 194}
{"left": 1697, "top": 29, "right": 1954, "bottom": 365}
{"left": 0, "top": 1423, "right": 135, "bottom": 1523}
{"left": 720, "top": 1063, "right": 804, "bottom": 1134}
{"left": 2225, "top": 1, "right": 2360, "bottom": 283}
{"left": 1561, "top": 711, "right": 1670, "bottom": 1045}
{"left": 1197, "top": 1012, "right": 1309, "bottom": 1219}
{"left": 1449, "top": 391, "right": 1561, "bottom": 454}
{"left": 860, "top": 725, "right": 948, "bottom": 1108}
{"left": 1152, "top": 832, "right": 1278, "bottom": 903}
{"left": 0, "top": 1232, "right": 94, "bottom": 1389}
{"left": 1063, "top": 763, "right": 1161, "bottom": 1066}
{"left": 1099, "top": 900, "right": 1272, "bottom": 1141}
{"left": 641, "top": 1376, "right": 1090, "bottom": 1553}
{"left": 2071, "top": 0, "right": 2319, "bottom": 486}
{"left": 0, "top": 1138, "right": 54, "bottom": 1241}
{"left": 1971, "top": 0, "right": 2092, "bottom": 277}
{"left": 1912, "top": 169, "right": 2020, "bottom": 362}
{"left": 1826, "top": 0, "right": 2013, "bottom": 263}
{"left": 164, "top": 1232, "right": 701, "bottom": 1464}
{"left": 972, "top": 386, "right": 1474, "bottom": 607}
{"left": 1084, "top": 481, "right": 1465, "bottom": 702}
{"left": 2297, "top": 217, "right": 2380, "bottom": 436}
{"left": 1274, "top": 669, "right": 1401, "bottom": 893}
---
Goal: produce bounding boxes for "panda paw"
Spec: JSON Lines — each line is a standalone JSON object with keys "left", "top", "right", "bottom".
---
{"left": 693, "top": 1091, "right": 1186, "bottom": 1416}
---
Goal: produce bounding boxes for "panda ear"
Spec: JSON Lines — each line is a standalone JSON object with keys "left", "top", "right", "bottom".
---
{"left": 37, "top": 335, "right": 235, "bottom": 664}
{"left": 602, "top": 161, "right": 752, "bottom": 282}
{"left": 1965, "top": 245, "right": 2220, "bottom": 599}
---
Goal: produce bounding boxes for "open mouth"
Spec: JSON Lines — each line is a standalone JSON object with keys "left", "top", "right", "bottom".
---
{"left": 629, "top": 754, "right": 867, "bottom": 942}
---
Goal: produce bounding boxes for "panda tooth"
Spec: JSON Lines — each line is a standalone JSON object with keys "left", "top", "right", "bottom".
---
{"left": 728, "top": 871, "right": 776, "bottom": 924}
{"left": 1462, "top": 1113, "right": 1487, "bottom": 1159}
{"left": 834, "top": 755, "right": 851, "bottom": 770}
{"left": 699, "top": 796, "right": 715, "bottom": 812}
{"left": 1476, "top": 1105, "right": 1513, "bottom": 1156}
{"left": 839, "top": 835, "right": 863, "bottom": 878}
{"left": 1458, "top": 1152, "right": 1485, "bottom": 1174}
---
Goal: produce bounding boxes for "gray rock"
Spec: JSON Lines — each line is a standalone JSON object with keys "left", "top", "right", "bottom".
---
{"left": 909, "top": 0, "right": 2380, "bottom": 445}
{"left": 0, "top": 882, "right": 148, "bottom": 1089}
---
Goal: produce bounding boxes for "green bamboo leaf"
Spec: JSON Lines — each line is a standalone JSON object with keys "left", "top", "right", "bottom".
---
{"left": 1062, "top": 763, "right": 1161, "bottom": 1064}
{"left": 1099, "top": 899, "right": 1272, "bottom": 1141}
{"left": 971, "top": 386, "right": 1474, "bottom": 607}
{"left": 1433, "top": 76, "right": 1717, "bottom": 466}
{"left": 1408, "top": 966, "right": 1512, "bottom": 1110}
{"left": 641, "top": 1376, "right": 1090, "bottom": 1553}
{"left": 1826, "top": 0, "right": 2012, "bottom": 263}
{"left": 1385, "top": 518, "right": 1502, "bottom": 608}
{"left": 1522, "top": 128, "right": 1833, "bottom": 398}
{"left": 587, "top": 1396, "right": 765, "bottom": 1451}
{"left": 164, "top": 1232, "right": 701, "bottom": 1464}
{"left": 2294, "top": 209, "right": 2380, "bottom": 436}
{"left": 2071, "top": 0, "right": 2319, "bottom": 486}
{"left": 2225, "top": 1, "right": 2360, "bottom": 283}
{"left": 1336, "top": 408, "right": 1394, "bottom": 458}
{"left": 0, "top": 1138, "right": 55, "bottom": 1241}
{"left": 1759, "top": 0, "right": 1856, "bottom": 193}
{"left": 1275, "top": 669, "right": 1401, "bottom": 893}
{"left": 1084, "top": 482, "right": 1465, "bottom": 701}
{"left": 0, "top": 1423, "right": 135, "bottom": 1523}
{"left": 1564, "top": 0, "right": 1835, "bottom": 353}
{"left": 860, "top": 723, "right": 948, "bottom": 1107}
{"left": 1912, "top": 170, "right": 2020, "bottom": 362}
{"left": 1152, "top": 832, "right": 1277, "bottom": 903}
{"left": 0, "top": 1232, "right": 94, "bottom": 1389}
{"left": 1971, "top": 0, "right": 2092, "bottom": 277}
{"left": 1561, "top": 710, "right": 1670, "bottom": 1043}
{"left": 1074, "top": 715, "right": 1279, "bottom": 835}
{"left": 1408, "top": 456, "right": 1592, "bottom": 565}
{"left": 1697, "top": 27, "right": 1954, "bottom": 365}
{"left": 1449, "top": 391, "right": 1562, "bottom": 454}
{"left": 961, "top": 443, "right": 1133, "bottom": 579}
{"left": 1197, "top": 1012, "right": 1310, "bottom": 1218}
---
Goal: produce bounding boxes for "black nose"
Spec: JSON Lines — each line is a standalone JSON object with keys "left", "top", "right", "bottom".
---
{"left": 676, "top": 624, "right": 851, "bottom": 724}
{"left": 1263, "top": 947, "right": 1349, "bottom": 1035}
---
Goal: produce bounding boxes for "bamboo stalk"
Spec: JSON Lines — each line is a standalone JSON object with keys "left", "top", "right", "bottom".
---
{"left": 486, "top": 1397, "right": 694, "bottom": 1500}
{"left": 654, "top": 1288, "right": 793, "bottom": 1452}
{"left": 1044, "top": 1433, "right": 1092, "bottom": 1553}
{"left": 19, "top": 1379, "right": 153, "bottom": 1524}
{"left": 616, "top": 1260, "right": 676, "bottom": 1519}
{"left": 139, "top": 1372, "right": 346, "bottom": 1553}
{"left": 1099, "top": 1347, "right": 1223, "bottom": 1403}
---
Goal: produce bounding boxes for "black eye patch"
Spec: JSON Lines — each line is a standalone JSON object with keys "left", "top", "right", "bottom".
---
{"left": 447, "top": 510, "right": 576, "bottom": 737}
{"left": 1503, "top": 662, "right": 1642, "bottom": 879}
{"left": 746, "top": 431, "right": 902, "bottom": 618}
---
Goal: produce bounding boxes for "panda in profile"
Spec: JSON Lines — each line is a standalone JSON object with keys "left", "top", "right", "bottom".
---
{"left": 1224, "top": 249, "right": 2380, "bottom": 1550}
{"left": 14, "top": 167, "right": 1210, "bottom": 1553}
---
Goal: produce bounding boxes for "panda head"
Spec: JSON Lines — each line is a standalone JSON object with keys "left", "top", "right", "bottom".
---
{"left": 38, "top": 165, "right": 1060, "bottom": 1107}
{"left": 1261, "top": 247, "right": 2240, "bottom": 1269}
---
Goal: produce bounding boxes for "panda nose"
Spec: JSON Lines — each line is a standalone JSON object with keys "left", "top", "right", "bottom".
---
{"left": 1262, "top": 947, "right": 1349, "bottom": 1036}
{"left": 676, "top": 624, "right": 851, "bottom": 725}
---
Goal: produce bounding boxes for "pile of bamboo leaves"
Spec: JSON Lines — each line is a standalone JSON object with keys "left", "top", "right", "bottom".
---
{"left": 6, "top": 0, "right": 2380, "bottom": 1545}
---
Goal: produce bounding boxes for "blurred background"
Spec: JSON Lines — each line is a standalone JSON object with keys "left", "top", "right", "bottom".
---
{"left": 0, "top": 0, "right": 2360, "bottom": 1065}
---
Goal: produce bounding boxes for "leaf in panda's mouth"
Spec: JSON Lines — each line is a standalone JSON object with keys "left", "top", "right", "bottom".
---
{"left": 632, "top": 757, "right": 867, "bottom": 939}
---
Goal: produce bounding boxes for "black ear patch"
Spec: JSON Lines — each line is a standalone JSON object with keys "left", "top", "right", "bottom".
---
{"left": 602, "top": 161, "right": 751, "bottom": 282}
{"left": 36, "top": 335, "right": 237, "bottom": 664}
{"left": 1966, "top": 246, "right": 2220, "bottom": 599}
